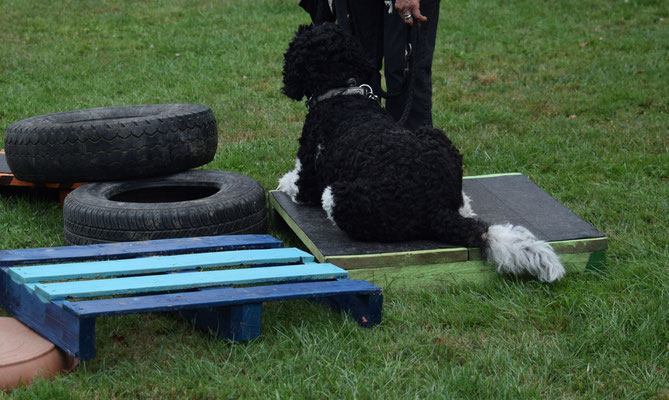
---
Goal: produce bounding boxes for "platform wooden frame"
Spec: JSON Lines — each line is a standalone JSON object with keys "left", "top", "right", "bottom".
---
{"left": 269, "top": 173, "right": 608, "bottom": 285}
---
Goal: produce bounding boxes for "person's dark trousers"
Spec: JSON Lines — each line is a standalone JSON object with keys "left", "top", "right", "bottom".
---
{"left": 333, "top": 0, "right": 385, "bottom": 90}
{"left": 333, "top": 0, "right": 440, "bottom": 130}
{"left": 385, "top": 0, "right": 440, "bottom": 130}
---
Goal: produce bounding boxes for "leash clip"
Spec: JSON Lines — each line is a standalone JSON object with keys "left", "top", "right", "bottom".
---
{"left": 359, "top": 84, "right": 380, "bottom": 104}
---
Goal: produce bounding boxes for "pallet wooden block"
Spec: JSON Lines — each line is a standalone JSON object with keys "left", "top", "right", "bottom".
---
{"left": 269, "top": 173, "right": 608, "bottom": 285}
{"left": 0, "top": 235, "right": 383, "bottom": 360}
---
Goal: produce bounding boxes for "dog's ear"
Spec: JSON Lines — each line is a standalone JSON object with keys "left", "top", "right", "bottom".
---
{"left": 281, "top": 24, "right": 316, "bottom": 101}
{"left": 282, "top": 22, "right": 376, "bottom": 101}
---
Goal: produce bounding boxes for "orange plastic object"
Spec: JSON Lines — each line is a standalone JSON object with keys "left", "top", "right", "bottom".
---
{"left": 0, "top": 317, "right": 78, "bottom": 391}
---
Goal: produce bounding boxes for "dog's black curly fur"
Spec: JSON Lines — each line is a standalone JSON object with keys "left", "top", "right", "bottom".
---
{"left": 278, "top": 23, "right": 565, "bottom": 282}
{"left": 280, "top": 23, "right": 488, "bottom": 247}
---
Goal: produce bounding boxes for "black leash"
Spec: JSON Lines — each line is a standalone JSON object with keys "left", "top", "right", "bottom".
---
{"left": 377, "top": 24, "right": 417, "bottom": 100}
{"left": 377, "top": 23, "right": 419, "bottom": 126}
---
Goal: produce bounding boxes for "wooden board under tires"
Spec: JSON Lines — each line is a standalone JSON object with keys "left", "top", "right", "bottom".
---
{"left": 0, "top": 151, "right": 82, "bottom": 203}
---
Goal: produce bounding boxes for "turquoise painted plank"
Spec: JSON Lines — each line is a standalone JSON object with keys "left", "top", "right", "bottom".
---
{"left": 8, "top": 248, "right": 314, "bottom": 284}
{"left": 34, "top": 263, "right": 348, "bottom": 301}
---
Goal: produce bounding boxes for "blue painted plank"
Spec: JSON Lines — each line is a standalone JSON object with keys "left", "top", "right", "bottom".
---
{"left": 9, "top": 248, "right": 314, "bottom": 284}
{"left": 35, "top": 263, "right": 349, "bottom": 301}
{"left": 0, "top": 234, "right": 283, "bottom": 267}
{"left": 63, "top": 280, "right": 381, "bottom": 317}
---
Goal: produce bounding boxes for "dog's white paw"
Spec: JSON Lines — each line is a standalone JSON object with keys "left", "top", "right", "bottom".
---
{"left": 459, "top": 191, "right": 477, "bottom": 218}
{"left": 321, "top": 186, "right": 336, "bottom": 223}
{"left": 277, "top": 158, "right": 302, "bottom": 203}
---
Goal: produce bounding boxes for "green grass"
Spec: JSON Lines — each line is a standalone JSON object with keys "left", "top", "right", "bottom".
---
{"left": 1, "top": 0, "right": 668, "bottom": 398}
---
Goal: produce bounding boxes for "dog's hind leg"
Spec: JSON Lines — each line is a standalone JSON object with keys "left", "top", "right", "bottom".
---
{"left": 429, "top": 208, "right": 490, "bottom": 249}
{"left": 318, "top": 180, "right": 421, "bottom": 242}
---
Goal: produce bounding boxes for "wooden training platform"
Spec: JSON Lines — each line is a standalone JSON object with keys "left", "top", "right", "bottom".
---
{"left": 270, "top": 173, "right": 608, "bottom": 284}
{"left": 0, "top": 235, "right": 383, "bottom": 360}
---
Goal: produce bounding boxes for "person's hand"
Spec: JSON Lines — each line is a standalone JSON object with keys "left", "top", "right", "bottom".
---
{"left": 395, "top": 0, "right": 427, "bottom": 26}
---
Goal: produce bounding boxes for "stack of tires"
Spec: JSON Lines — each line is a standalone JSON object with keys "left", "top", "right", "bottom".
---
{"left": 4, "top": 104, "right": 267, "bottom": 244}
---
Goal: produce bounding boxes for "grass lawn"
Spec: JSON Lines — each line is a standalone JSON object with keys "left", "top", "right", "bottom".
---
{"left": 1, "top": 0, "right": 667, "bottom": 398}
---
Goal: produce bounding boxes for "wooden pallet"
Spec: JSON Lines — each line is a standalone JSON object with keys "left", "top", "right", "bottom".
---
{"left": 0, "top": 235, "right": 383, "bottom": 360}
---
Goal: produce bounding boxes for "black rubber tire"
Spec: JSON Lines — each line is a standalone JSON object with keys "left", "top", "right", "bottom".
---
{"left": 63, "top": 170, "right": 267, "bottom": 245}
{"left": 4, "top": 104, "right": 218, "bottom": 183}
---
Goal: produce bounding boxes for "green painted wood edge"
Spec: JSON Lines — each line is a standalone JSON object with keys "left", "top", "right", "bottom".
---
{"left": 350, "top": 260, "right": 493, "bottom": 287}
{"left": 350, "top": 252, "right": 593, "bottom": 288}
{"left": 324, "top": 247, "right": 468, "bottom": 270}
{"left": 467, "top": 237, "right": 608, "bottom": 261}
{"left": 269, "top": 192, "right": 326, "bottom": 262}
{"left": 549, "top": 237, "right": 608, "bottom": 253}
{"left": 463, "top": 172, "right": 523, "bottom": 179}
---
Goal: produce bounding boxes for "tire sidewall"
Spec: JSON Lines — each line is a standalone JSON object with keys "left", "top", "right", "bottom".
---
{"left": 68, "top": 170, "right": 259, "bottom": 211}
{"left": 63, "top": 170, "right": 267, "bottom": 244}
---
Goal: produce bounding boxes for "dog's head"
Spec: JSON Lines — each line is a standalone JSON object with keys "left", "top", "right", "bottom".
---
{"left": 282, "top": 23, "right": 375, "bottom": 101}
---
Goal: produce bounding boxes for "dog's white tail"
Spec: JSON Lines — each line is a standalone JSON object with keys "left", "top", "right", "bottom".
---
{"left": 484, "top": 223, "right": 565, "bottom": 283}
{"left": 431, "top": 209, "right": 565, "bottom": 283}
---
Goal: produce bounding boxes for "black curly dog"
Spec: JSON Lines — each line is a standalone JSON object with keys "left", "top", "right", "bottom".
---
{"left": 278, "top": 23, "right": 565, "bottom": 283}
